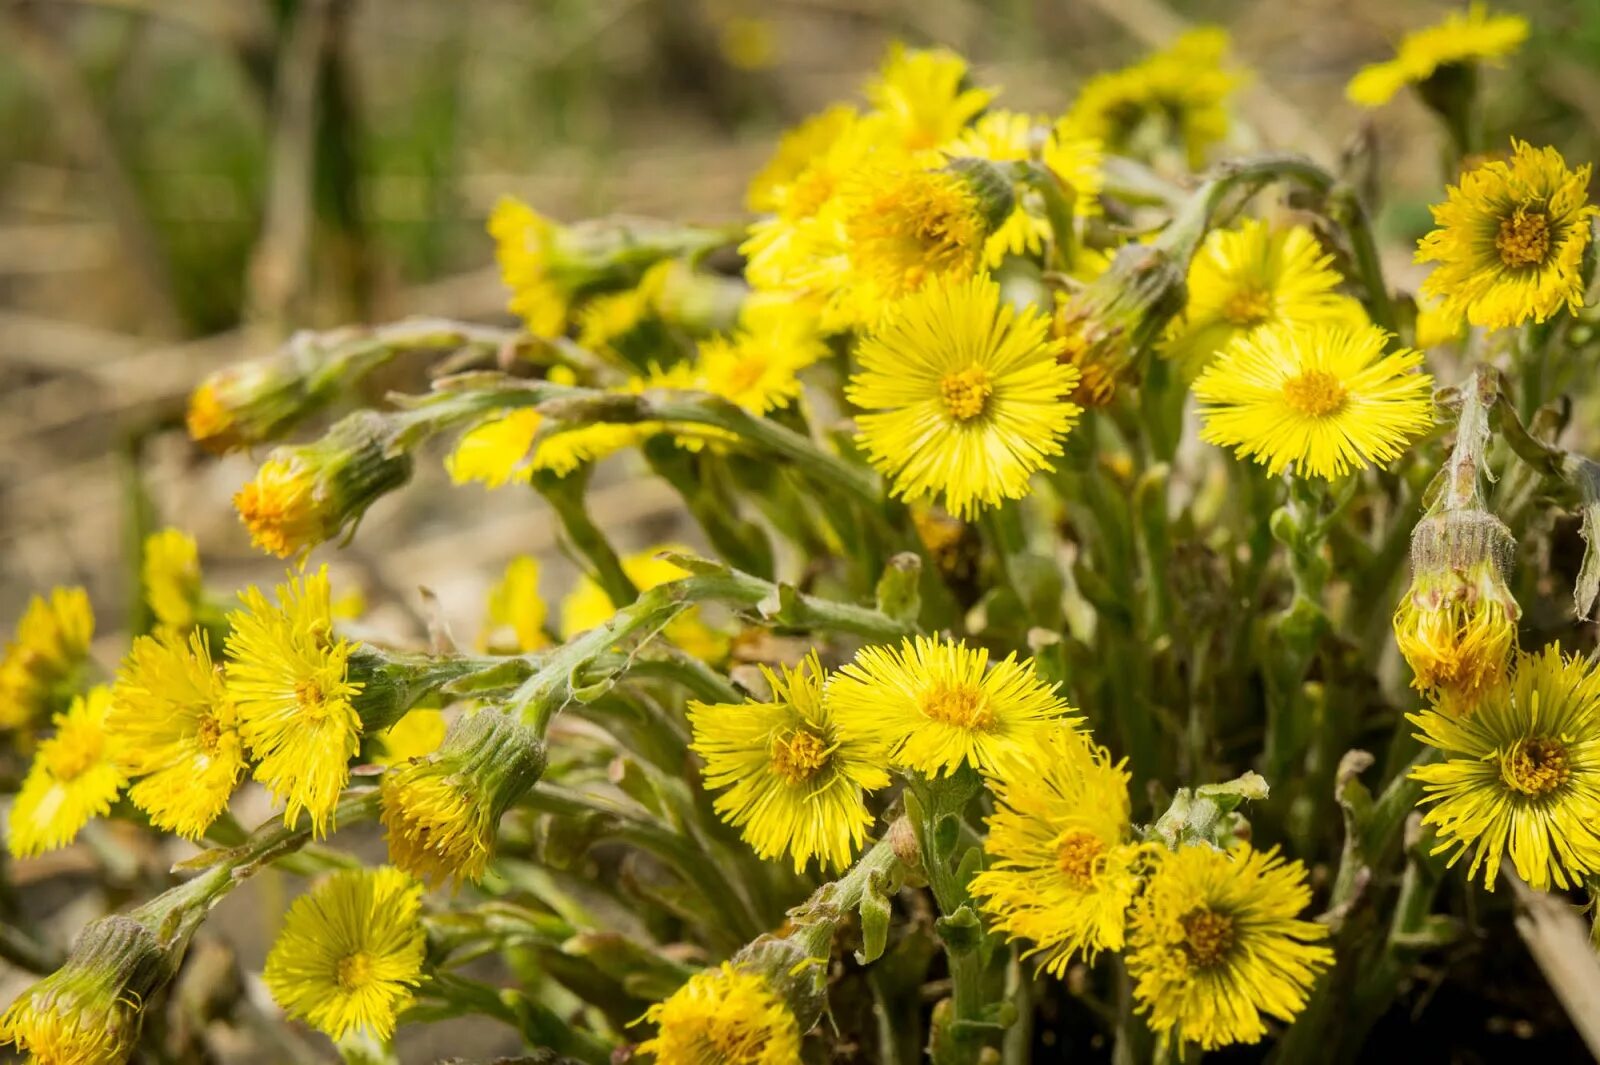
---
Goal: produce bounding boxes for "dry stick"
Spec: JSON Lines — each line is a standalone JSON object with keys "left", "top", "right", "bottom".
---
{"left": 3, "top": 3, "right": 186, "bottom": 337}
{"left": 1505, "top": 864, "right": 1600, "bottom": 1058}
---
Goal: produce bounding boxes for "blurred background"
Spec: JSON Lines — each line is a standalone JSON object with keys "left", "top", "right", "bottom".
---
{"left": 2, "top": 0, "right": 1599, "bottom": 1057}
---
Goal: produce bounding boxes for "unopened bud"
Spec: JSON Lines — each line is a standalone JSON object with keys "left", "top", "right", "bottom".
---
{"left": 1053, "top": 241, "right": 1189, "bottom": 406}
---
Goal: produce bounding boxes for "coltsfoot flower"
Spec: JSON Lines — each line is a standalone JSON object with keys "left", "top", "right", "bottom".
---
{"left": 1411, "top": 646, "right": 1600, "bottom": 890}
{"left": 263, "top": 866, "right": 426, "bottom": 1041}
{"left": 689, "top": 653, "right": 891, "bottom": 872}
{"left": 0, "top": 915, "right": 174, "bottom": 1065}
{"left": 8, "top": 687, "right": 124, "bottom": 858}
{"left": 1347, "top": 4, "right": 1528, "bottom": 108}
{"left": 380, "top": 709, "right": 547, "bottom": 886}
{"left": 481, "top": 555, "right": 550, "bottom": 653}
{"left": 828, "top": 634, "right": 1077, "bottom": 776}
{"left": 225, "top": 567, "right": 362, "bottom": 836}
{"left": 863, "top": 43, "right": 995, "bottom": 153}
{"left": 847, "top": 272, "right": 1079, "bottom": 519}
{"left": 1194, "top": 320, "right": 1434, "bottom": 480}
{"left": 1417, "top": 140, "right": 1597, "bottom": 330}
{"left": 970, "top": 727, "right": 1144, "bottom": 971}
{"left": 1127, "top": 843, "right": 1332, "bottom": 1050}
{"left": 637, "top": 962, "right": 803, "bottom": 1065}
{"left": 0, "top": 586, "right": 94, "bottom": 731}
{"left": 141, "top": 528, "right": 203, "bottom": 633}
{"left": 110, "top": 629, "right": 244, "bottom": 839}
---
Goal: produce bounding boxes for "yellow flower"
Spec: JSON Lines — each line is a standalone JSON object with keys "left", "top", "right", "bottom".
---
{"left": 828, "top": 634, "right": 1076, "bottom": 777}
{"left": 380, "top": 710, "right": 546, "bottom": 886}
{"left": 481, "top": 555, "right": 550, "bottom": 652}
{"left": 1127, "top": 843, "right": 1333, "bottom": 1050}
{"left": 1347, "top": 4, "right": 1528, "bottom": 107}
{"left": 847, "top": 272, "right": 1080, "bottom": 519}
{"left": 8, "top": 687, "right": 124, "bottom": 858}
{"left": 1, "top": 915, "right": 172, "bottom": 1065}
{"left": 689, "top": 653, "right": 891, "bottom": 872}
{"left": 1413, "top": 296, "right": 1467, "bottom": 349}
{"left": 970, "top": 728, "right": 1143, "bottom": 971}
{"left": 560, "top": 547, "right": 728, "bottom": 663}
{"left": 716, "top": 13, "right": 776, "bottom": 72}
{"left": 746, "top": 105, "right": 863, "bottom": 213}
{"left": 637, "top": 963, "right": 802, "bottom": 1065}
{"left": 142, "top": 528, "right": 203, "bottom": 632}
{"left": 225, "top": 567, "right": 362, "bottom": 837}
{"left": 1063, "top": 28, "right": 1242, "bottom": 168}
{"left": 1417, "top": 140, "right": 1597, "bottom": 331}
{"left": 0, "top": 586, "right": 94, "bottom": 731}
{"left": 1165, "top": 220, "right": 1368, "bottom": 373}
{"left": 489, "top": 197, "right": 571, "bottom": 337}
{"left": 1394, "top": 510, "right": 1519, "bottom": 716}
{"left": 864, "top": 44, "right": 995, "bottom": 152}
{"left": 1193, "top": 320, "right": 1434, "bottom": 480}
{"left": 373, "top": 709, "right": 448, "bottom": 767}
{"left": 263, "top": 866, "right": 426, "bottom": 1041}
{"left": 109, "top": 630, "right": 244, "bottom": 839}
{"left": 694, "top": 300, "right": 828, "bottom": 415}
{"left": 447, "top": 406, "right": 643, "bottom": 488}
{"left": 1411, "top": 646, "right": 1600, "bottom": 891}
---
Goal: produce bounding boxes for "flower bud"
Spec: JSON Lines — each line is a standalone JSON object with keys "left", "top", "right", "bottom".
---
{"left": 234, "top": 411, "right": 412, "bottom": 559}
{"left": 1053, "top": 241, "right": 1189, "bottom": 405}
{"left": 1394, "top": 509, "right": 1519, "bottom": 715}
{"left": 379, "top": 709, "right": 547, "bottom": 886}
{"left": 0, "top": 915, "right": 174, "bottom": 1065}
{"left": 942, "top": 156, "right": 1017, "bottom": 236}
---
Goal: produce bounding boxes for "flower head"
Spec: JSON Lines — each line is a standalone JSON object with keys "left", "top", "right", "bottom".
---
{"left": 446, "top": 406, "right": 640, "bottom": 487}
{"left": 186, "top": 356, "right": 309, "bottom": 455}
{"left": 694, "top": 300, "right": 828, "bottom": 416}
{"left": 689, "top": 653, "right": 891, "bottom": 872}
{"left": 864, "top": 44, "right": 995, "bottom": 152}
{"left": 847, "top": 272, "right": 1079, "bottom": 519}
{"left": 1063, "top": 28, "right": 1241, "bottom": 168}
{"left": 1166, "top": 220, "right": 1367, "bottom": 373}
{"left": 1417, "top": 140, "right": 1597, "bottom": 331}
{"left": 372, "top": 709, "right": 447, "bottom": 767}
{"left": 1, "top": 915, "right": 174, "bottom": 1065}
{"left": 1193, "top": 320, "right": 1434, "bottom": 480}
{"left": 263, "top": 867, "right": 426, "bottom": 1041}
{"left": 9, "top": 687, "right": 124, "bottom": 858}
{"left": 746, "top": 104, "right": 863, "bottom": 214}
{"left": 1127, "top": 843, "right": 1332, "bottom": 1050}
{"left": 1411, "top": 646, "right": 1600, "bottom": 890}
{"left": 0, "top": 586, "right": 94, "bottom": 731}
{"left": 637, "top": 963, "right": 803, "bottom": 1065}
{"left": 1394, "top": 509, "right": 1519, "bottom": 715}
{"left": 225, "top": 567, "right": 362, "bottom": 836}
{"left": 971, "top": 728, "right": 1143, "bottom": 971}
{"left": 142, "top": 528, "right": 203, "bottom": 633}
{"left": 380, "top": 710, "right": 546, "bottom": 886}
{"left": 481, "top": 555, "right": 550, "bottom": 652}
{"left": 1347, "top": 4, "right": 1528, "bottom": 107}
{"left": 828, "top": 634, "right": 1076, "bottom": 777}
{"left": 109, "top": 630, "right": 244, "bottom": 839}
{"left": 1053, "top": 239, "right": 1191, "bottom": 406}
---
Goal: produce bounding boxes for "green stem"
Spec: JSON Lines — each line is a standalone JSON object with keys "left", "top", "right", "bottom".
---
{"left": 532, "top": 468, "right": 638, "bottom": 608}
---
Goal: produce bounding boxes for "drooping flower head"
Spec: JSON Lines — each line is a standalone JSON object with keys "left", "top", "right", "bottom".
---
{"left": 689, "top": 653, "right": 892, "bottom": 872}
{"left": 0, "top": 586, "right": 94, "bottom": 732}
{"left": 1165, "top": 219, "right": 1367, "bottom": 373}
{"left": 380, "top": 710, "right": 546, "bottom": 886}
{"left": 847, "top": 272, "right": 1080, "bottom": 519}
{"left": 235, "top": 411, "right": 413, "bottom": 559}
{"left": 263, "top": 867, "right": 426, "bottom": 1041}
{"left": 1193, "top": 320, "right": 1434, "bottom": 480}
{"left": 141, "top": 528, "right": 203, "bottom": 634}
{"left": 225, "top": 567, "right": 362, "bottom": 836}
{"left": 1417, "top": 140, "right": 1597, "bottom": 331}
{"left": 1411, "top": 646, "right": 1600, "bottom": 891}
{"left": 1347, "top": 4, "right": 1528, "bottom": 108}
{"left": 8, "top": 687, "right": 124, "bottom": 858}
{"left": 1127, "top": 843, "right": 1333, "bottom": 1050}
{"left": 971, "top": 727, "right": 1144, "bottom": 971}
{"left": 1063, "top": 28, "right": 1242, "bottom": 168}
{"left": 109, "top": 629, "right": 244, "bottom": 840}
{"left": 1393, "top": 509, "right": 1519, "bottom": 716}
{"left": 1053, "top": 239, "right": 1191, "bottom": 407}
{"left": 863, "top": 44, "right": 995, "bottom": 152}
{"left": 828, "top": 634, "right": 1077, "bottom": 777}
{"left": 637, "top": 963, "right": 803, "bottom": 1065}
{"left": 0, "top": 915, "right": 174, "bottom": 1065}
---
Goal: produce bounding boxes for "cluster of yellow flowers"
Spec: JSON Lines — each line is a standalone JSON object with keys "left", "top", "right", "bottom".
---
{"left": 11, "top": 4, "right": 1600, "bottom": 1062}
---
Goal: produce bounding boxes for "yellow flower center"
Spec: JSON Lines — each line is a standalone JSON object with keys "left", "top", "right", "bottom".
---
{"left": 769, "top": 728, "right": 831, "bottom": 785}
{"left": 1282, "top": 369, "right": 1347, "bottom": 417}
{"left": 920, "top": 683, "right": 994, "bottom": 730}
{"left": 196, "top": 712, "right": 224, "bottom": 756}
{"left": 1179, "top": 906, "right": 1236, "bottom": 969}
{"left": 1502, "top": 737, "right": 1571, "bottom": 796}
{"left": 724, "top": 354, "right": 769, "bottom": 398}
{"left": 336, "top": 950, "right": 375, "bottom": 991}
{"left": 47, "top": 744, "right": 97, "bottom": 781}
{"left": 295, "top": 679, "right": 330, "bottom": 721}
{"left": 1496, "top": 209, "right": 1552, "bottom": 268}
{"left": 1055, "top": 830, "right": 1105, "bottom": 889}
{"left": 1222, "top": 285, "right": 1273, "bottom": 325}
{"left": 940, "top": 366, "right": 993, "bottom": 421}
